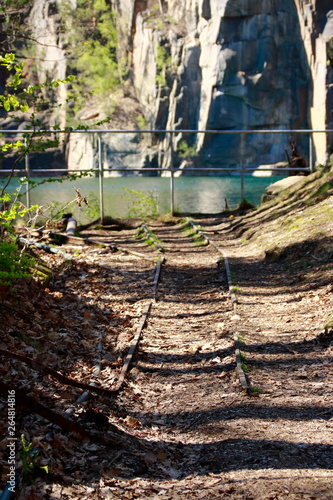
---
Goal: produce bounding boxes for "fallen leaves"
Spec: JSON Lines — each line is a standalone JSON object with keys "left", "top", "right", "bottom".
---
{"left": 123, "top": 416, "right": 141, "bottom": 429}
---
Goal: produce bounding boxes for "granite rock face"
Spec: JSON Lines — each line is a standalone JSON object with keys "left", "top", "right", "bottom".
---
{"left": 117, "top": 0, "right": 332, "bottom": 172}
{"left": 16, "top": 0, "right": 333, "bottom": 174}
{"left": 28, "top": 0, "right": 71, "bottom": 130}
{"left": 296, "top": 0, "right": 333, "bottom": 164}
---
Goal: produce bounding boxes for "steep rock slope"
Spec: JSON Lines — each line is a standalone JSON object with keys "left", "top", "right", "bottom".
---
{"left": 117, "top": 0, "right": 332, "bottom": 170}
{"left": 4, "top": 1, "right": 331, "bottom": 173}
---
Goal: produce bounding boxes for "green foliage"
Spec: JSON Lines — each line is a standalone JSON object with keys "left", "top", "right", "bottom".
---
{"left": 237, "top": 198, "right": 255, "bottom": 211}
{"left": 0, "top": 190, "right": 38, "bottom": 226}
{"left": 0, "top": 186, "right": 39, "bottom": 285}
{"left": 0, "top": 55, "right": 96, "bottom": 284}
{"left": 121, "top": 188, "right": 159, "bottom": 219}
{"left": 76, "top": 41, "right": 120, "bottom": 94}
{"left": 180, "top": 225, "right": 196, "bottom": 238}
{"left": 0, "top": 238, "right": 35, "bottom": 284}
{"left": 240, "top": 353, "right": 249, "bottom": 373}
{"left": 79, "top": 191, "right": 100, "bottom": 221}
{"left": 241, "top": 361, "right": 249, "bottom": 373}
{"left": 136, "top": 115, "right": 148, "bottom": 131}
{"left": 20, "top": 434, "right": 48, "bottom": 483}
{"left": 136, "top": 224, "right": 164, "bottom": 251}
{"left": 63, "top": 0, "right": 124, "bottom": 108}
{"left": 249, "top": 386, "right": 260, "bottom": 394}
{"left": 156, "top": 44, "right": 171, "bottom": 87}
{"left": 177, "top": 140, "right": 197, "bottom": 159}
{"left": 0, "top": 53, "right": 75, "bottom": 161}
{"left": 193, "top": 233, "right": 207, "bottom": 246}
{"left": 180, "top": 219, "right": 206, "bottom": 245}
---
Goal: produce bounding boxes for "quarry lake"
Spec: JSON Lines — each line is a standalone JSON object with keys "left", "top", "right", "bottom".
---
{"left": 3, "top": 175, "right": 283, "bottom": 221}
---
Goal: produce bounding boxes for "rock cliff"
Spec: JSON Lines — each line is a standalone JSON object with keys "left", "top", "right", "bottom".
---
{"left": 16, "top": 0, "right": 333, "bottom": 173}
{"left": 118, "top": 0, "right": 332, "bottom": 171}
{"left": 294, "top": 0, "right": 333, "bottom": 164}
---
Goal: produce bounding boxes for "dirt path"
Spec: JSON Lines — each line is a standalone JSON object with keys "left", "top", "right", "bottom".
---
{"left": 2, "top": 217, "right": 333, "bottom": 499}
{"left": 80, "top": 219, "right": 333, "bottom": 499}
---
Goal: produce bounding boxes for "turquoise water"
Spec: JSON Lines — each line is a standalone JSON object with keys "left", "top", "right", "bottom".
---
{"left": 1, "top": 175, "right": 283, "bottom": 221}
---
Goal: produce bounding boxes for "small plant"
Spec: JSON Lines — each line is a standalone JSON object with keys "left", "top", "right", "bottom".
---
{"left": 20, "top": 434, "right": 48, "bottom": 483}
{"left": 181, "top": 227, "right": 196, "bottom": 238}
{"left": 155, "top": 44, "right": 171, "bottom": 87}
{"left": 177, "top": 140, "right": 198, "bottom": 159}
{"left": 193, "top": 233, "right": 208, "bottom": 246}
{"left": 0, "top": 195, "right": 38, "bottom": 285}
{"left": 241, "top": 361, "right": 249, "bottom": 373}
{"left": 136, "top": 115, "right": 148, "bottom": 131}
{"left": 230, "top": 271, "right": 238, "bottom": 286}
{"left": 136, "top": 224, "right": 164, "bottom": 251}
{"left": 249, "top": 386, "right": 260, "bottom": 394}
{"left": 45, "top": 201, "right": 68, "bottom": 223}
{"left": 159, "top": 213, "right": 177, "bottom": 224}
{"left": 81, "top": 192, "right": 100, "bottom": 221}
{"left": 122, "top": 188, "right": 159, "bottom": 219}
{"left": 238, "top": 199, "right": 255, "bottom": 211}
{"left": 179, "top": 219, "right": 207, "bottom": 246}
{"left": 238, "top": 334, "right": 246, "bottom": 344}
{"left": 240, "top": 352, "right": 249, "bottom": 372}
{"left": 0, "top": 239, "right": 35, "bottom": 285}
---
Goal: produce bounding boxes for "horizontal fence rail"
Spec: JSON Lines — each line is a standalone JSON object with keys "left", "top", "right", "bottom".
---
{"left": 0, "top": 129, "right": 332, "bottom": 217}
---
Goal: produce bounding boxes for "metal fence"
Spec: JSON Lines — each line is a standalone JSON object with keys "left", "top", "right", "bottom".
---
{"left": 0, "top": 128, "right": 332, "bottom": 218}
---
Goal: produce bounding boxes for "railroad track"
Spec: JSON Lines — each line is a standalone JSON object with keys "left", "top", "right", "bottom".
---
{"left": 4, "top": 216, "right": 333, "bottom": 498}
{"left": 68, "top": 217, "right": 248, "bottom": 393}
{"left": 81, "top": 219, "right": 247, "bottom": 392}
{"left": 4, "top": 218, "right": 249, "bottom": 443}
{"left": 128, "top": 218, "right": 249, "bottom": 391}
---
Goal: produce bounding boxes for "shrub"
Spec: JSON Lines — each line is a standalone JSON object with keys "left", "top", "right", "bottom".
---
{"left": 0, "top": 238, "right": 35, "bottom": 284}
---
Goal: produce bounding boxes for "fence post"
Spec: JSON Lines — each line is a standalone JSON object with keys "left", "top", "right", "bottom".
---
{"left": 240, "top": 133, "right": 245, "bottom": 206}
{"left": 24, "top": 136, "right": 30, "bottom": 209}
{"left": 309, "top": 134, "right": 313, "bottom": 172}
{"left": 98, "top": 134, "right": 105, "bottom": 224}
{"left": 169, "top": 136, "right": 175, "bottom": 215}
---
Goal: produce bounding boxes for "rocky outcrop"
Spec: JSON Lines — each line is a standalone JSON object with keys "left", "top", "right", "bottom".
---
{"left": 28, "top": 0, "right": 70, "bottom": 130}
{"left": 294, "top": 1, "right": 333, "bottom": 164}
{"left": 7, "top": 0, "right": 331, "bottom": 174}
{"left": 117, "top": 0, "right": 333, "bottom": 173}
{"left": 261, "top": 175, "right": 305, "bottom": 202}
